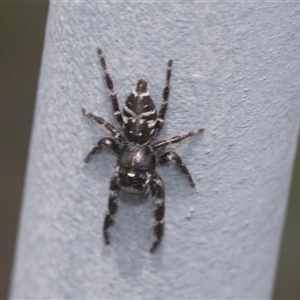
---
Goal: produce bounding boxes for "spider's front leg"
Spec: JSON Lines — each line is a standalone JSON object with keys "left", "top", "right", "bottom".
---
{"left": 150, "top": 174, "right": 165, "bottom": 253}
{"left": 159, "top": 151, "right": 195, "bottom": 187}
{"left": 103, "top": 173, "right": 120, "bottom": 245}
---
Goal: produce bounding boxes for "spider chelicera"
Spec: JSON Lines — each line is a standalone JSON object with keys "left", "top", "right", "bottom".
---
{"left": 82, "top": 47, "right": 204, "bottom": 252}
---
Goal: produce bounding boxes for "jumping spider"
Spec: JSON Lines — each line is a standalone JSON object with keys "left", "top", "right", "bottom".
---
{"left": 82, "top": 47, "right": 204, "bottom": 252}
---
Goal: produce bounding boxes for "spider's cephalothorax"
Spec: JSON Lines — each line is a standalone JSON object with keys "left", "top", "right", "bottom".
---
{"left": 82, "top": 47, "right": 204, "bottom": 252}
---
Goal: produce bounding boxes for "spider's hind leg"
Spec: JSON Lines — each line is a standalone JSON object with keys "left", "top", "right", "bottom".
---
{"left": 97, "top": 47, "right": 124, "bottom": 127}
{"left": 150, "top": 174, "right": 165, "bottom": 253}
{"left": 82, "top": 108, "right": 120, "bottom": 138}
{"left": 156, "top": 59, "right": 173, "bottom": 133}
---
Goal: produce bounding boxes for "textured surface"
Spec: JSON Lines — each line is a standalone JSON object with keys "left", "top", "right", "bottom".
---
{"left": 11, "top": 2, "right": 300, "bottom": 299}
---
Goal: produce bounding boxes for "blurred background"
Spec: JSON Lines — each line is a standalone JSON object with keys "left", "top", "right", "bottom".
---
{"left": 0, "top": 2, "right": 299, "bottom": 299}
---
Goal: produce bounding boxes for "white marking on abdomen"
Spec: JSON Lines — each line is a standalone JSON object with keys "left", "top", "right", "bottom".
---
{"left": 147, "top": 120, "right": 157, "bottom": 128}
{"left": 132, "top": 90, "right": 150, "bottom": 98}
{"left": 124, "top": 105, "right": 156, "bottom": 118}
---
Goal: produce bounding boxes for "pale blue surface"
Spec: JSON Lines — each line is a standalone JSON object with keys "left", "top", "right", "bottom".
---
{"left": 11, "top": 2, "right": 300, "bottom": 299}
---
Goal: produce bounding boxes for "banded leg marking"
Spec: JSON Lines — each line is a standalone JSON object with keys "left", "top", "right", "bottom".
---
{"left": 84, "top": 137, "right": 119, "bottom": 163}
{"left": 150, "top": 174, "right": 165, "bottom": 253}
{"left": 157, "top": 59, "right": 173, "bottom": 133}
{"left": 159, "top": 151, "right": 195, "bottom": 187}
{"left": 152, "top": 128, "right": 204, "bottom": 151}
{"left": 103, "top": 173, "right": 120, "bottom": 245}
{"left": 97, "top": 47, "right": 124, "bottom": 127}
{"left": 82, "top": 108, "right": 120, "bottom": 138}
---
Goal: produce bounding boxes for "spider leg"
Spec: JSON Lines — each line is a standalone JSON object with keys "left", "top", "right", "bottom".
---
{"left": 156, "top": 59, "right": 173, "bottom": 133}
{"left": 82, "top": 108, "right": 120, "bottom": 138}
{"left": 159, "top": 151, "right": 195, "bottom": 187}
{"left": 103, "top": 173, "right": 120, "bottom": 245}
{"left": 150, "top": 173, "right": 165, "bottom": 253}
{"left": 152, "top": 128, "right": 204, "bottom": 151}
{"left": 84, "top": 137, "right": 119, "bottom": 163}
{"left": 97, "top": 47, "right": 124, "bottom": 127}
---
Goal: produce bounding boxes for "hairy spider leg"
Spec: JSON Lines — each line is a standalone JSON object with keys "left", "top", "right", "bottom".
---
{"left": 150, "top": 174, "right": 165, "bottom": 253}
{"left": 152, "top": 128, "right": 204, "bottom": 151}
{"left": 97, "top": 47, "right": 124, "bottom": 127}
{"left": 82, "top": 108, "right": 120, "bottom": 138}
{"left": 103, "top": 173, "right": 120, "bottom": 245}
{"left": 156, "top": 59, "right": 173, "bottom": 133}
{"left": 84, "top": 137, "right": 120, "bottom": 163}
{"left": 159, "top": 151, "right": 195, "bottom": 187}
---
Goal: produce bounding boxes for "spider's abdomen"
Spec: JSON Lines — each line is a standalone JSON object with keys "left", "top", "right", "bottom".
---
{"left": 123, "top": 79, "right": 157, "bottom": 144}
{"left": 118, "top": 145, "right": 156, "bottom": 193}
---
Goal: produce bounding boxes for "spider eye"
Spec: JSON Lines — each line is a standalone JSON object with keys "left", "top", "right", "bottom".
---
{"left": 127, "top": 171, "right": 136, "bottom": 178}
{"left": 139, "top": 173, "right": 146, "bottom": 180}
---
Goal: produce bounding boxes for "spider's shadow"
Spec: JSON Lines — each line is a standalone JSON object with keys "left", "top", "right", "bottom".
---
{"left": 119, "top": 190, "right": 149, "bottom": 206}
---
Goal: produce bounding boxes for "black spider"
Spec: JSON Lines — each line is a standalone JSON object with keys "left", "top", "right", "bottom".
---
{"left": 82, "top": 47, "right": 204, "bottom": 252}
